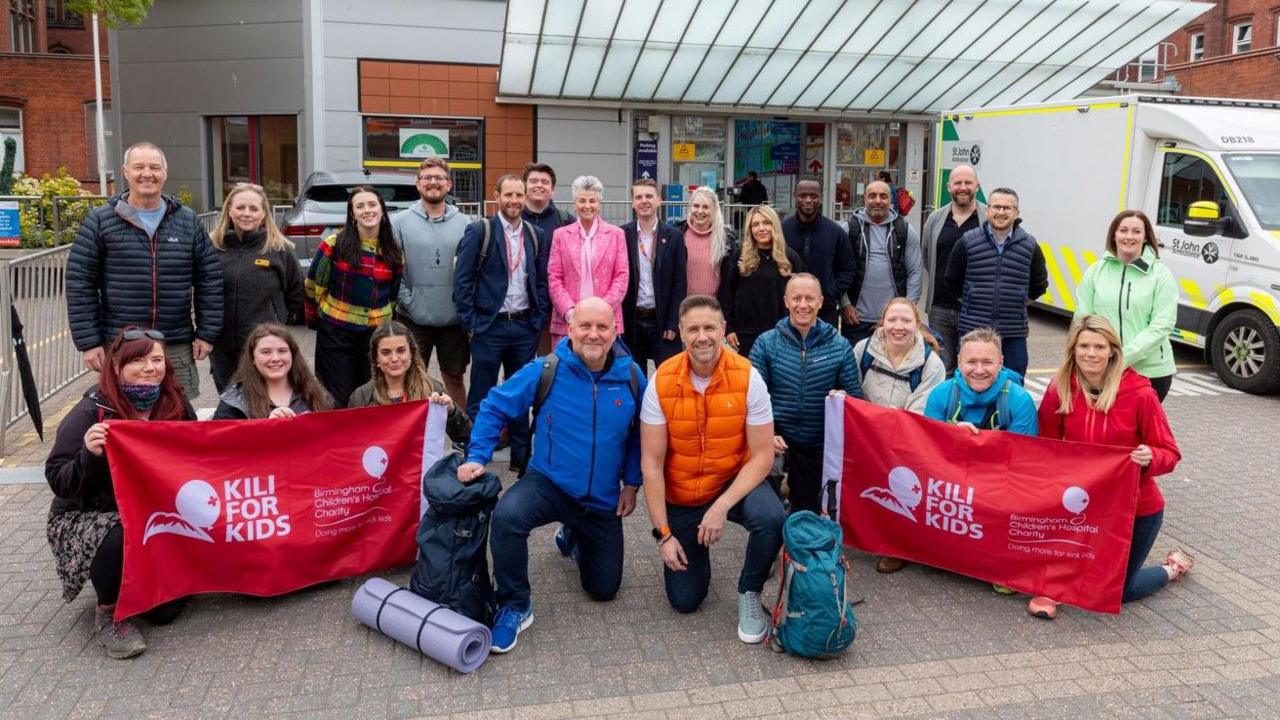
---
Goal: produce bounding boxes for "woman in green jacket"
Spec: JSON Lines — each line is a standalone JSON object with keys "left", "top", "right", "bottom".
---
{"left": 1075, "top": 210, "right": 1178, "bottom": 401}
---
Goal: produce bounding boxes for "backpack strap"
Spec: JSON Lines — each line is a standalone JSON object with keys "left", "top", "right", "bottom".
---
{"left": 980, "top": 379, "right": 1012, "bottom": 430}
{"left": 892, "top": 217, "right": 908, "bottom": 258}
{"left": 556, "top": 207, "right": 571, "bottom": 225}
{"left": 857, "top": 344, "right": 874, "bottom": 382}
{"left": 946, "top": 382, "right": 963, "bottom": 424}
{"left": 472, "top": 219, "right": 491, "bottom": 283}
{"left": 532, "top": 353, "right": 560, "bottom": 420}
{"left": 907, "top": 343, "right": 931, "bottom": 392}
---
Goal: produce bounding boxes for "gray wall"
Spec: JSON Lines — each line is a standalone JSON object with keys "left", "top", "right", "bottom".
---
{"left": 316, "top": 0, "right": 505, "bottom": 172}
{"left": 536, "top": 106, "right": 632, "bottom": 205}
{"left": 113, "top": 0, "right": 306, "bottom": 210}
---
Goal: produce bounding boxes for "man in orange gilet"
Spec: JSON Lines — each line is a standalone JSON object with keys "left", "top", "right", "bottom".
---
{"left": 639, "top": 294, "right": 784, "bottom": 644}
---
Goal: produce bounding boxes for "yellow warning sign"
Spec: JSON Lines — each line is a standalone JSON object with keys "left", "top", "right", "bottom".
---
{"left": 673, "top": 143, "right": 697, "bottom": 161}
{"left": 864, "top": 149, "right": 885, "bottom": 165}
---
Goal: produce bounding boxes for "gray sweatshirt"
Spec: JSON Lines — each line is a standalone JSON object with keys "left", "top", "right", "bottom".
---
{"left": 844, "top": 207, "right": 923, "bottom": 320}
{"left": 391, "top": 202, "right": 472, "bottom": 326}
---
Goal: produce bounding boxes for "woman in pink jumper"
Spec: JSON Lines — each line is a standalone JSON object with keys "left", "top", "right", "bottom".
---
{"left": 675, "top": 186, "right": 737, "bottom": 298}
{"left": 548, "top": 175, "right": 630, "bottom": 345}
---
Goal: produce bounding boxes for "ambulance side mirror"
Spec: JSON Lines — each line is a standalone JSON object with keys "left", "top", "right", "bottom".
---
{"left": 1183, "top": 201, "right": 1229, "bottom": 238}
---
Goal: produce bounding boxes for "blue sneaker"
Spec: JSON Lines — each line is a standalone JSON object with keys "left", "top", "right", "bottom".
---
{"left": 554, "top": 524, "right": 578, "bottom": 560}
{"left": 490, "top": 604, "right": 533, "bottom": 654}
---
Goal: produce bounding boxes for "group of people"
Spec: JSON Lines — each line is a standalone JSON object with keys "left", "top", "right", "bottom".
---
{"left": 50, "top": 140, "right": 1190, "bottom": 660}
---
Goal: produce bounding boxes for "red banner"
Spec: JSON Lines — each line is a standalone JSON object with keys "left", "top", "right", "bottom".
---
{"left": 823, "top": 396, "right": 1139, "bottom": 614}
{"left": 109, "top": 401, "right": 444, "bottom": 620}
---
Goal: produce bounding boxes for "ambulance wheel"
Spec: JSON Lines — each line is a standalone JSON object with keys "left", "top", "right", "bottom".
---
{"left": 1210, "top": 309, "right": 1280, "bottom": 395}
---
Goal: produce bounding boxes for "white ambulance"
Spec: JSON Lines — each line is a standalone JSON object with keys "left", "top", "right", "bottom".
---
{"left": 934, "top": 95, "right": 1280, "bottom": 394}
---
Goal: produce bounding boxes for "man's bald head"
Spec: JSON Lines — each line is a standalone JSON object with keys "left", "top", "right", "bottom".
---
{"left": 864, "top": 180, "right": 892, "bottom": 221}
{"left": 568, "top": 296, "right": 617, "bottom": 370}
{"left": 948, "top": 165, "right": 979, "bottom": 209}
{"left": 575, "top": 296, "right": 614, "bottom": 324}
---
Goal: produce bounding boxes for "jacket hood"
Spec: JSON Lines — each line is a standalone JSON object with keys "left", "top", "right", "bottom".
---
{"left": 775, "top": 317, "right": 838, "bottom": 348}
{"left": 218, "top": 381, "right": 251, "bottom": 415}
{"left": 853, "top": 207, "right": 901, "bottom": 226}
{"left": 1100, "top": 245, "right": 1160, "bottom": 273}
{"left": 409, "top": 201, "right": 462, "bottom": 222}
{"left": 523, "top": 202, "right": 561, "bottom": 221}
{"left": 955, "top": 367, "right": 1023, "bottom": 407}
{"left": 866, "top": 330, "right": 928, "bottom": 371}
{"left": 1117, "top": 366, "right": 1154, "bottom": 394}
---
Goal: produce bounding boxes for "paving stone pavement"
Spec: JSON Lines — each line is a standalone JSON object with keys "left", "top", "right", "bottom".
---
{"left": 1, "top": 312, "right": 1278, "bottom": 719}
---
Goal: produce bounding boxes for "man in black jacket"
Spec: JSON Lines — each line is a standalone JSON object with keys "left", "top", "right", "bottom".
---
{"left": 621, "top": 179, "right": 687, "bottom": 373}
{"left": 66, "top": 142, "right": 223, "bottom": 400}
{"left": 780, "top": 180, "right": 855, "bottom": 326}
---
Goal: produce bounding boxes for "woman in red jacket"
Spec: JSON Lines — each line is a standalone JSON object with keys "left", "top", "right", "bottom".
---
{"left": 1031, "top": 314, "right": 1192, "bottom": 620}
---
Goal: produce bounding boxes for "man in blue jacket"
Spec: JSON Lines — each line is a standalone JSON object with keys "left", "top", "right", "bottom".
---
{"left": 621, "top": 178, "right": 687, "bottom": 373}
{"left": 924, "top": 327, "right": 1038, "bottom": 435}
{"left": 749, "top": 273, "right": 862, "bottom": 514}
{"left": 458, "top": 297, "right": 644, "bottom": 654}
{"left": 453, "top": 174, "right": 550, "bottom": 474}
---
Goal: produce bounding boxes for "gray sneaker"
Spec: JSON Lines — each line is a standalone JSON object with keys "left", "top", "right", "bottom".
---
{"left": 95, "top": 604, "right": 146, "bottom": 659}
{"left": 737, "top": 591, "right": 768, "bottom": 644}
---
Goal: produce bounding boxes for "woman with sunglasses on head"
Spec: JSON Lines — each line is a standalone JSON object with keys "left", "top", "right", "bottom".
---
{"left": 306, "top": 185, "right": 404, "bottom": 407}
{"left": 208, "top": 183, "right": 304, "bottom": 394}
{"left": 213, "top": 324, "right": 331, "bottom": 420}
{"left": 1028, "top": 315, "right": 1190, "bottom": 621}
{"left": 45, "top": 327, "right": 196, "bottom": 660}
{"left": 348, "top": 321, "right": 471, "bottom": 442}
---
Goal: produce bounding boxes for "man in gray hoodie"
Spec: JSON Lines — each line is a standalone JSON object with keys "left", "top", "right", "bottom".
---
{"left": 391, "top": 158, "right": 473, "bottom": 407}
{"left": 840, "top": 180, "right": 923, "bottom": 346}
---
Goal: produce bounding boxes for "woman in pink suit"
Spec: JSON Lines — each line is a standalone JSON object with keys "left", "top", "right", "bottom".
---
{"left": 548, "top": 175, "right": 630, "bottom": 344}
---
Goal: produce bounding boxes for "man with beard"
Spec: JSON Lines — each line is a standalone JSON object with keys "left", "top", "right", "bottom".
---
{"left": 921, "top": 165, "right": 985, "bottom": 370}
{"left": 842, "top": 180, "right": 923, "bottom": 346}
{"left": 391, "top": 157, "right": 472, "bottom": 407}
{"left": 944, "top": 187, "right": 1048, "bottom": 379}
{"left": 781, "top": 179, "right": 855, "bottom": 326}
{"left": 641, "top": 295, "right": 783, "bottom": 644}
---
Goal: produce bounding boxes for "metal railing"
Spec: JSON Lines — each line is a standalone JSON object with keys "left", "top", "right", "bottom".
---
{"left": 52, "top": 195, "right": 109, "bottom": 244}
{"left": 0, "top": 244, "right": 85, "bottom": 450}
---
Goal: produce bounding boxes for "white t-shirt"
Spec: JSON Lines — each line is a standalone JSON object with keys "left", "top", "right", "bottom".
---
{"left": 640, "top": 366, "right": 773, "bottom": 426}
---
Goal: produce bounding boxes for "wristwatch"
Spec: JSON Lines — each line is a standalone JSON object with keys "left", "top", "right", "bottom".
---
{"left": 651, "top": 525, "right": 670, "bottom": 543}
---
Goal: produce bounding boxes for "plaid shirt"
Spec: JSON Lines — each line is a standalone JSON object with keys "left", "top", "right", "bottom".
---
{"left": 305, "top": 234, "right": 402, "bottom": 330}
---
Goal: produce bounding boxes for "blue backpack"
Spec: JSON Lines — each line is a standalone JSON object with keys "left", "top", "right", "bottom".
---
{"left": 768, "top": 511, "right": 857, "bottom": 658}
{"left": 858, "top": 342, "right": 933, "bottom": 391}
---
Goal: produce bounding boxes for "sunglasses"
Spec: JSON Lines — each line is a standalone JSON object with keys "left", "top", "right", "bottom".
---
{"left": 122, "top": 329, "right": 165, "bottom": 341}
{"left": 233, "top": 182, "right": 265, "bottom": 191}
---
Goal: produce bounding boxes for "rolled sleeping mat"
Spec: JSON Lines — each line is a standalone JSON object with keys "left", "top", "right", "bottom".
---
{"left": 352, "top": 577, "right": 491, "bottom": 673}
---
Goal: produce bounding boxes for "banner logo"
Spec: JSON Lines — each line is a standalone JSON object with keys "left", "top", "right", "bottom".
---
{"left": 860, "top": 466, "right": 922, "bottom": 522}
{"left": 143, "top": 479, "right": 220, "bottom": 544}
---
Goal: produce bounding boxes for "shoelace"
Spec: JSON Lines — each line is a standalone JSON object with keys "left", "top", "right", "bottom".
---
{"left": 741, "top": 593, "right": 763, "bottom": 622}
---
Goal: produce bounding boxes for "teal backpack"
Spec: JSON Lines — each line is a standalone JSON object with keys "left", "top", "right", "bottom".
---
{"left": 768, "top": 511, "right": 857, "bottom": 658}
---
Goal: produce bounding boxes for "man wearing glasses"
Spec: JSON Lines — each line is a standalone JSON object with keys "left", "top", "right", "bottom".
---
{"left": 67, "top": 141, "right": 222, "bottom": 400}
{"left": 943, "top": 187, "right": 1048, "bottom": 379}
{"left": 391, "top": 158, "right": 472, "bottom": 408}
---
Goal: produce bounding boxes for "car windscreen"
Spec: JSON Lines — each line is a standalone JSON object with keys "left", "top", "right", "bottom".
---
{"left": 1223, "top": 154, "right": 1280, "bottom": 231}
{"left": 303, "top": 183, "right": 419, "bottom": 211}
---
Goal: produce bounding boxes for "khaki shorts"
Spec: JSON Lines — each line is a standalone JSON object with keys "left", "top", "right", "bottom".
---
{"left": 165, "top": 341, "right": 200, "bottom": 401}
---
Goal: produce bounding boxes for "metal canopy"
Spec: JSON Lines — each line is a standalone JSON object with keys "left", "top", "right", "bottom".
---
{"left": 498, "top": 0, "right": 1212, "bottom": 115}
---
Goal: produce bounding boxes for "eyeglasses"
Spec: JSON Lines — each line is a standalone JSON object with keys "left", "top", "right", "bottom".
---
{"left": 418, "top": 175, "right": 449, "bottom": 183}
{"left": 122, "top": 329, "right": 165, "bottom": 341}
{"left": 989, "top": 204, "right": 1019, "bottom": 212}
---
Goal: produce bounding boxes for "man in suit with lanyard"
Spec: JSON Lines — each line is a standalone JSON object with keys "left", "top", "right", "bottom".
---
{"left": 454, "top": 174, "right": 551, "bottom": 473}
{"left": 621, "top": 178, "right": 687, "bottom": 374}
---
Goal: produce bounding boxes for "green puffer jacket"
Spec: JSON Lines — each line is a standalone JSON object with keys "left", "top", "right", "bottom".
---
{"left": 1074, "top": 246, "right": 1177, "bottom": 379}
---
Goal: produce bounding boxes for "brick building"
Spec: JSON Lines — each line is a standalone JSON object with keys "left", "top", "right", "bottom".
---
{"left": 1166, "top": 0, "right": 1280, "bottom": 99}
{"left": 0, "top": 0, "right": 111, "bottom": 192}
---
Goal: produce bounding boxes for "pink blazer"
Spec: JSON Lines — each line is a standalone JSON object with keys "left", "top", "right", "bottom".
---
{"left": 548, "top": 219, "right": 630, "bottom": 335}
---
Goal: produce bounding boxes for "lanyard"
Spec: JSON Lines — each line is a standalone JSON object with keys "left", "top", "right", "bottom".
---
{"left": 506, "top": 225, "right": 524, "bottom": 280}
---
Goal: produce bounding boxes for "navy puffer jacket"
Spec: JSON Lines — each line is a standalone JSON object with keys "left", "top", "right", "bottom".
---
{"left": 67, "top": 193, "right": 223, "bottom": 350}
{"left": 749, "top": 317, "right": 862, "bottom": 447}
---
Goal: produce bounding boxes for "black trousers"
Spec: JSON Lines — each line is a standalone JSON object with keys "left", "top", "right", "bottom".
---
{"left": 784, "top": 442, "right": 825, "bottom": 515}
{"left": 209, "top": 344, "right": 240, "bottom": 395}
{"left": 315, "top": 321, "right": 374, "bottom": 408}
{"left": 91, "top": 524, "right": 186, "bottom": 623}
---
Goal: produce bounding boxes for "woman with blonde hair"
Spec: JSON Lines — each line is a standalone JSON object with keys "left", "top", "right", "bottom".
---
{"left": 717, "top": 205, "right": 803, "bottom": 356}
{"left": 1029, "top": 314, "right": 1190, "bottom": 620}
{"left": 213, "top": 324, "right": 331, "bottom": 420}
{"left": 208, "top": 183, "right": 304, "bottom": 393}
{"left": 348, "top": 321, "right": 471, "bottom": 442}
{"left": 675, "top": 187, "right": 737, "bottom": 297}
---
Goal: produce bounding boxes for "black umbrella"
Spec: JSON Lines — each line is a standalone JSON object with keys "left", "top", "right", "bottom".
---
{"left": 10, "top": 305, "right": 42, "bottom": 440}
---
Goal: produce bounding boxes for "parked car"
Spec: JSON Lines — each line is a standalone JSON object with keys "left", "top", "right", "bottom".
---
{"left": 281, "top": 170, "right": 420, "bottom": 264}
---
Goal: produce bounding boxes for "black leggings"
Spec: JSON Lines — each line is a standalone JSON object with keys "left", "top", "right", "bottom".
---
{"left": 90, "top": 524, "right": 186, "bottom": 624}
{"left": 1148, "top": 374, "right": 1173, "bottom": 403}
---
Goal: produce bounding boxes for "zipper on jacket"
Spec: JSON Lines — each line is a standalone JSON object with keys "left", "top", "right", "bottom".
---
{"left": 586, "top": 383, "right": 598, "bottom": 501}
{"left": 1117, "top": 265, "right": 1127, "bottom": 343}
{"left": 150, "top": 231, "right": 159, "bottom": 329}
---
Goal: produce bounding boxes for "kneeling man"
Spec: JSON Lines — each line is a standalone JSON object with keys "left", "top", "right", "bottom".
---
{"left": 459, "top": 297, "right": 644, "bottom": 653}
{"left": 640, "top": 295, "right": 784, "bottom": 643}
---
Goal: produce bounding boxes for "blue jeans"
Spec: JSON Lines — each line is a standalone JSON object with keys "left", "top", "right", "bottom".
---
{"left": 489, "top": 470, "right": 624, "bottom": 612}
{"left": 663, "top": 482, "right": 785, "bottom": 613}
{"left": 1122, "top": 510, "right": 1169, "bottom": 603}
{"left": 467, "top": 316, "right": 540, "bottom": 466}
{"left": 1001, "top": 336, "right": 1028, "bottom": 379}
